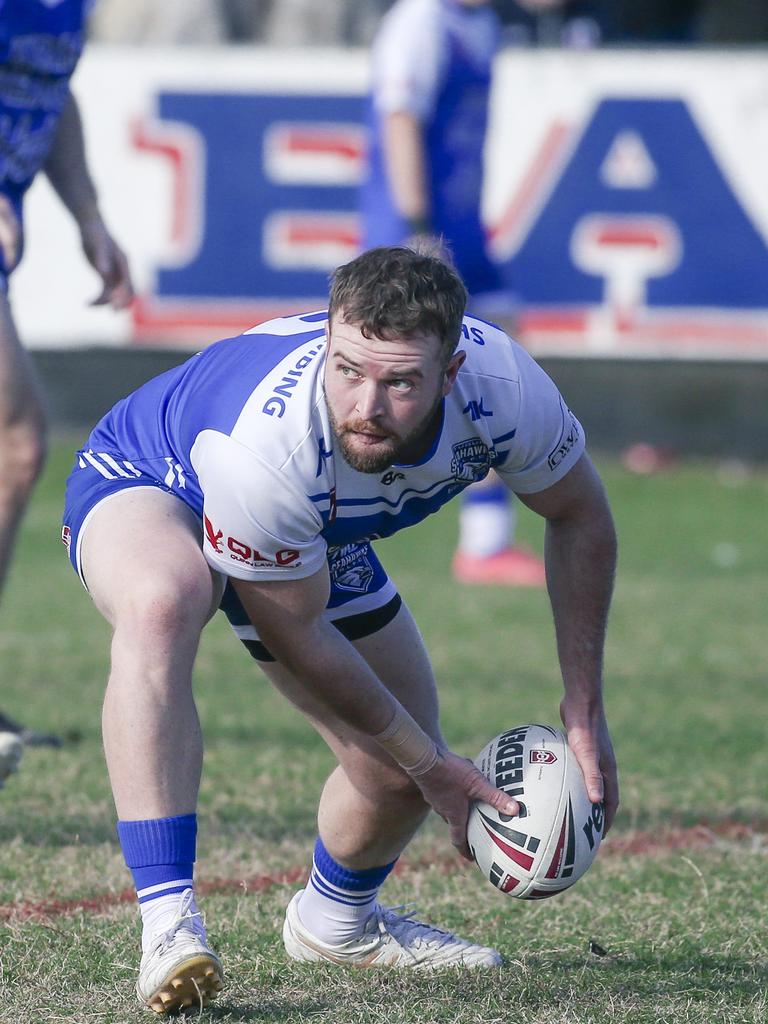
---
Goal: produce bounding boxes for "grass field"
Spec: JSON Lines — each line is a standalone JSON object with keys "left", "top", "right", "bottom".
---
{"left": 0, "top": 438, "right": 766, "bottom": 1023}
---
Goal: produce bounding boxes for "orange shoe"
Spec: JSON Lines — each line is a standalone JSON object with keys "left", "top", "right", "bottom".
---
{"left": 452, "top": 546, "right": 546, "bottom": 587}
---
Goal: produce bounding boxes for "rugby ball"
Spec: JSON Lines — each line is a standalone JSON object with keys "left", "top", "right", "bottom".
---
{"left": 467, "top": 723, "right": 604, "bottom": 899}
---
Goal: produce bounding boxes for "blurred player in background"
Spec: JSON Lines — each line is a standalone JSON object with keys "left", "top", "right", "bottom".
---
{"left": 0, "top": 0, "right": 134, "bottom": 766}
{"left": 361, "top": 0, "right": 546, "bottom": 587}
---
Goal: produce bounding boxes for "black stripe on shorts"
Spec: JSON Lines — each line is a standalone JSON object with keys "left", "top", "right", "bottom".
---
{"left": 242, "top": 593, "right": 403, "bottom": 663}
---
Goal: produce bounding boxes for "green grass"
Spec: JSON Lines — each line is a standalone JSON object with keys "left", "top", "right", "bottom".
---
{"left": 0, "top": 438, "right": 766, "bottom": 1022}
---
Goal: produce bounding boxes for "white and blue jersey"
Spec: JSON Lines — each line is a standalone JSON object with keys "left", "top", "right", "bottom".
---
{"left": 63, "top": 311, "right": 584, "bottom": 656}
{"left": 361, "top": 0, "right": 501, "bottom": 295}
{"left": 0, "top": 0, "right": 90, "bottom": 278}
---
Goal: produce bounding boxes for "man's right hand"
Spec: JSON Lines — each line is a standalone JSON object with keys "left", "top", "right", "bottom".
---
{"left": 410, "top": 750, "right": 519, "bottom": 861}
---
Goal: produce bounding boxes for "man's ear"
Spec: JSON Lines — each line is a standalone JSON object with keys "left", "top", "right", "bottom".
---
{"left": 442, "top": 349, "right": 466, "bottom": 395}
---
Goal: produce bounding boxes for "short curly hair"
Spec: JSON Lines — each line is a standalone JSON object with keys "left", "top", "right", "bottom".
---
{"left": 328, "top": 245, "right": 468, "bottom": 367}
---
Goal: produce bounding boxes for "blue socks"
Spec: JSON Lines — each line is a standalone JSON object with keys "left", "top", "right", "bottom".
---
{"left": 297, "top": 837, "right": 397, "bottom": 945}
{"left": 118, "top": 822, "right": 396, "bottom": 948}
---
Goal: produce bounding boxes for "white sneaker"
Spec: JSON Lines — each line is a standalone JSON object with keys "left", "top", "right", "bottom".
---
{"left": 136, "top": 889, "right": 224, "bottom": 1014}
{"left": 283, "top": 889, "right": 502, "bottom": 969}
{"left": 0, "top": 732, "right": 23, "bottom": 789}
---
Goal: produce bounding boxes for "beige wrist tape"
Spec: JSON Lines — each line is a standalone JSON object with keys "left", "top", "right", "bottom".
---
{"left": 374, "top": 707, "right": 439, "bottom": 777}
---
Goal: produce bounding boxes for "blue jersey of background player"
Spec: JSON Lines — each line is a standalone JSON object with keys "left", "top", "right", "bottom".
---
{"left": 0, "top": 0, "right": 132, "bottom": 754}
{"left": 0, "top": 0, "right": 89, "bottom": 268}
{"left": 361, "top": 0, "right": 501, "bottom": 295}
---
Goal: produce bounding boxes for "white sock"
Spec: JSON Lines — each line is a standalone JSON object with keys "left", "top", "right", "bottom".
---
{"left": 458, "top": 498, "right": 516, "bottom": 557}
{"left": 296, "top": 849, "right": 394, "bottom": 945}
{"left": 139, "top": 889, "right": 204, "bottom": 952}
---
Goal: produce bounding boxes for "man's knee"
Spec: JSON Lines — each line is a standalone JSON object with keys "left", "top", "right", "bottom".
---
{"left": 116, "top": 573, "right": 214, "bottom": 643}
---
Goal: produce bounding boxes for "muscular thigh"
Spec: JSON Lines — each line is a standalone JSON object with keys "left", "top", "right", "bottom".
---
{"left": 258, "top": 599, "right": 444, "bottom": 767}
{"left": 79, "top": 487, "right": 224, "bottom": 629}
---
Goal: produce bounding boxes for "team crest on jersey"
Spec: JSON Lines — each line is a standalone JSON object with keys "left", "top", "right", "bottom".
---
{"left": 450, "top": 438, "right": 493, "bottom": 483}
{"left": 329, "top": 544, "right": 375, "bottom": 594}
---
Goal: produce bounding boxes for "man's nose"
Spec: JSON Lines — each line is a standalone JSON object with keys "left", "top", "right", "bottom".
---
{"left": 355, "top": 381, "right": 385, "bottom": 421}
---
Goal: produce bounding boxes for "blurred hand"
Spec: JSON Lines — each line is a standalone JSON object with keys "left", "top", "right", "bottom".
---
{"left": 411, "top": 749, "right": 519, "bottom": 860}
{"left": 0, "top": 194, "right": 21, "bottom": 273}
{"left": 80, "top": 216, "right": 134, "bottom": 310}
{"left": 560, "top": 696, "right": 619, "bottom": 832}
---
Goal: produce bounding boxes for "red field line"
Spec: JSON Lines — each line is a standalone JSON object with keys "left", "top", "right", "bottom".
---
{"left": 2, "top": 821, "right": 764, "bottom": 923}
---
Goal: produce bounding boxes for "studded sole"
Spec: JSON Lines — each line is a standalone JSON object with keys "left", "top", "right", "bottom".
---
{"left": 141, "top": 954, "right": 224, "bottom": 1015}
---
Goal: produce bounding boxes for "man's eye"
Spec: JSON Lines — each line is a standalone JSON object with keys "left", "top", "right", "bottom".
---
{"left": 340, "top": 366, "right": 358, "bottom": 378}
{"left": 390, "top": 379, "right": 412, "bottom": 392}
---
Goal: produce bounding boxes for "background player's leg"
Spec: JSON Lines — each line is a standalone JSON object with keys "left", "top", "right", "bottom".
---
{"left": 0, "top": 291, "right": 46, "bottom": 597}
{"left": 0, "top": 290, "right": 52, "bottom": 753}
{"left": 453, "top": 473, "right": 546, "bottom": 587}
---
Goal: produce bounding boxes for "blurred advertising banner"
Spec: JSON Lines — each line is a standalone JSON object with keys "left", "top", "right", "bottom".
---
{"left": 14, "top": 47, "right": 768, "bottom": 357}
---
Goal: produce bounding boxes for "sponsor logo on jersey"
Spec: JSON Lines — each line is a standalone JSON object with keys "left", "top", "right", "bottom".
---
{"left": 261, "top": 342, "right": 326, "bottom": 419}
{"left": 450, "top": 438, "right": 492, "bottom": 482}
{"left": 204, "top": 515, "right": 300, "bottom": 568}
{"left": 460, "top": 323, "right": 486, "bottom": 346}
{"left": 380, "top": 471, "right": 405, "bottom": 485}
{"left": 462, "top": 398, "right": 493, "bottom": 422}
{"left": 204, "top": 514, "right": 223, "bottom": 552}
{"left": 548, "top": 410, "right": 580, "bottom": 469}
{"left": 316, "top": 435, "right": 333, "bottom": 477}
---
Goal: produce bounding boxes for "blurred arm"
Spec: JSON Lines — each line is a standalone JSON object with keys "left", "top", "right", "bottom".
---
{"left": 381, "top": 110, "right": 432, "bottom": 235}
{"left": 43, "top": 91, "right": 134, "bottom": 309}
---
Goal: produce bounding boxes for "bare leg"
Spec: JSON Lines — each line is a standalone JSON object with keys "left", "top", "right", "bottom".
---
{"left": 0, "top": 291, "right": 52, "bottom": 742}
{"left": 0, "top": 292, "right": 46, "bottom": 597}
{"left": 80, "top": 488, "right": 224, "bottom": 819}
{"left": 261, "top": 602, "right": 443, "bottom": 868}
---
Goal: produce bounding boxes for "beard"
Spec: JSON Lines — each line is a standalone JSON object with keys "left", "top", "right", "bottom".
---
{"left": 327, "top": 395, "right": 444, "bottom": 474}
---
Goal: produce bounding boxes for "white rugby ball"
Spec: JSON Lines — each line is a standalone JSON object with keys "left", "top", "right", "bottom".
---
{"left": 467, "top": 723, "right": 604, "bottom": 899}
